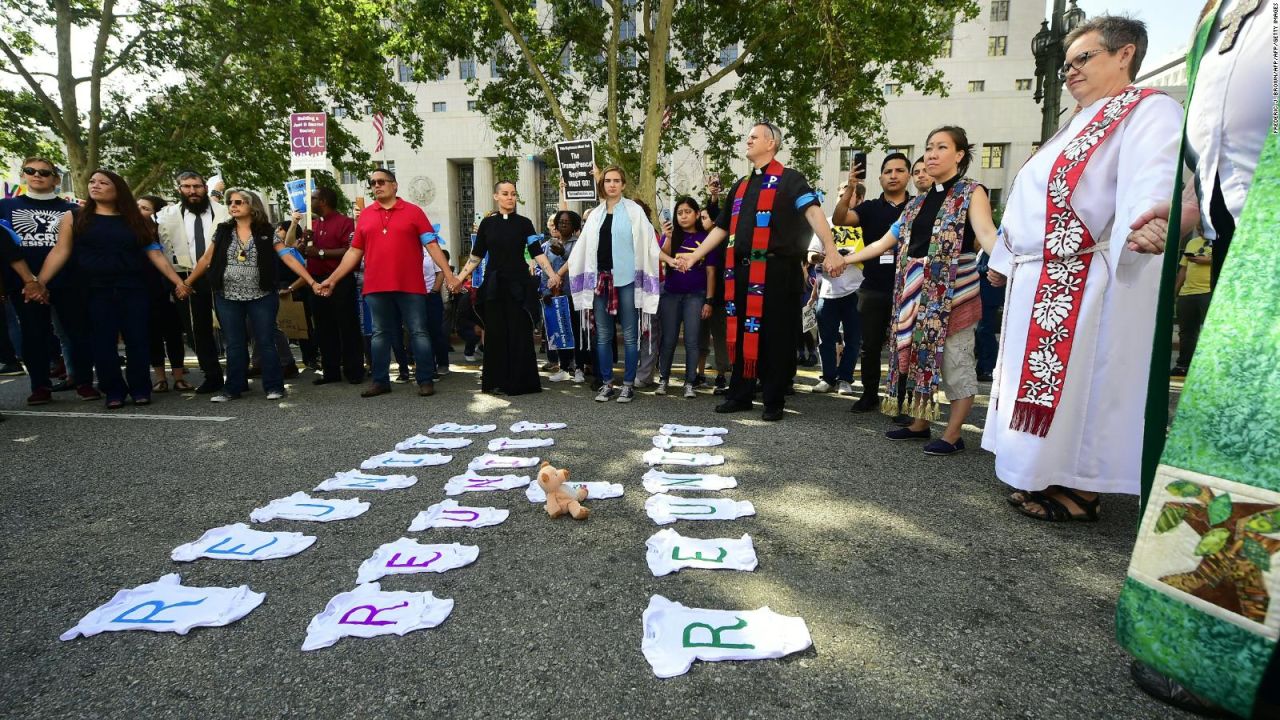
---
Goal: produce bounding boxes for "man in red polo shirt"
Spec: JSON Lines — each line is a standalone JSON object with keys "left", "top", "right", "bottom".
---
{"left": 319, "top": 168, "right": 459, "bottom": 397}
{"left": 303, "top": 186, "right": 364, "bottom": 386}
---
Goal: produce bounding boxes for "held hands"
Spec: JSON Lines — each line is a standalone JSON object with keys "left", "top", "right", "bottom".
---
{"left": 173, "top": 282, "right": 192, "bottom": 300}
{"left": 986, "top": 269, "right": 1007, "bottom": 287}
{"left": 673, "top": 254, "right": 694, "bottom": 273}
{"left": 701, "top": 303, "right": 712, "bottom": 320}
{"left": 22, "top": 280, "right": 49, "bottom": 304}
{"left": 822, "top": 254, "right": 846, "bottom": 278}
{"left": 1126, "top": 202, "right": 1173, "bottom": 255}
{"left": 545, "top": 273, "right": 562, "bottom": 292}
{"left": 315, "top": 280, "right": 334, "bottom": 297}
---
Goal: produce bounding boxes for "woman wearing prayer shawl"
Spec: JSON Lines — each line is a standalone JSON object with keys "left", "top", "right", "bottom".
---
{"left": 980, "top": 15, "right": 1183, "bottom": 522}
{"left": 844, "top": 126, "right": 999, "bottom": 457}
{"left": 567, "top": 165, "right": 662, "bottom": 404}
{"left": 451, "top": 181, "right": 562, "bottom": 396}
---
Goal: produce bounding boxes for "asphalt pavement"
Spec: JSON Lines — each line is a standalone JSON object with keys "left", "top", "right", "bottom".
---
{"left": 0, "top": 358, "right": 1193, "bottom": 720}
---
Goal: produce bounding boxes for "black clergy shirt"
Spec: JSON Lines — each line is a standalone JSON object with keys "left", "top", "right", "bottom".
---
{"left": 715, "top": 165, "right": 821, "bottom": 258}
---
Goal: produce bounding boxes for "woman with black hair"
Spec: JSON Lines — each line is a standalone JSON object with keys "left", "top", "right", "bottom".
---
{"left": 138, "top": 194, "right": 192, "bottom": 393}
{"left": 655, "top": 197, "right": 715, "bottom": 398}
{"left": 37, "top": 171, "right": 190, "bottom": 408}
{"left": 845, "top": 126, "right": 999, "bottom": 455}
{"left": 183, "top": 189, "right": 321, "bottom": 402}
{"left": 544, "top": 209, "right": 587, "bottom": 382}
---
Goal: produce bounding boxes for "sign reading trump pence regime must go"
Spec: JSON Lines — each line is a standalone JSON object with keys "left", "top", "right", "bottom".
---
{"left": 290, "top": 113, "right": 328, "bottom": 171}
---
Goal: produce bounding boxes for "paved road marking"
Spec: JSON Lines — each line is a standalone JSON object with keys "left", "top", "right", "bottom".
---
{"left": 3, "top": 410, "right": 233, "bottom": 422}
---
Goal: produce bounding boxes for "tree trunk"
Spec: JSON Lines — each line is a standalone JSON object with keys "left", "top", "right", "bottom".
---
{"left": 634, "top": 0, "right": 674, "bottom": 219}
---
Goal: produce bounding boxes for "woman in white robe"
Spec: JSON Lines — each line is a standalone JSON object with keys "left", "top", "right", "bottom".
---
{"left": 982, "top": 16, "right": 1183, "bottom": 521}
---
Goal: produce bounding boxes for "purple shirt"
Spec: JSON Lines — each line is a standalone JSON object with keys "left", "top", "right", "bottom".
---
{"left": 664, "top": 230, "right": 713, "bottom": 296}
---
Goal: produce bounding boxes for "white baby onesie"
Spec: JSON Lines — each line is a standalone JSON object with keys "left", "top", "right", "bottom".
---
{"left": 652, "top": 435, "right": 725, "bottom": 450}
{"left": 510, "top": 421, "right": 567, "bottom": 433}
{"left": 641, "top": 595, "right": 812, "bottom": 678}
{"left": 360, "top": 451, "right": 452, "bottom": 469}
{"left": 250, "top": 492, "right": 370, "bottom": 523}
{"left": 355, "top": 538, "right": 479, "bottom": 583}
{"left": 408, "top": 499, "right": 510, "bottom": 530}
{"left": 644, "top": 529, "right": 758, "bottom": 576}
{"left": 641, "top": 469, "right": 738, "bottom": 494}
{"left": 524, "top": 481, "right": 624, "bottom": 503}
{"left": 487, "top": 437, "right": 555, "bottom": 451}
{"left": 395, "top": 435, "right": 473, "bottom": 451}
{"left": 660, "top": 424, "right": 728, "bottom": 437}
{"left": 301, "top": 583, "right": 454, "bottom": 651}
{"left": 443, "top": 473, "right": 531, "bottom": 496}
{"left": 60, "top": 573, "right": 265, "bottom": 640}
{"left": 644, "top": 495, "right": 755, "bottom": 525}
{"left": 642, "top": 448, "right": 725, "bottom": 467}
{"left": 314, "top": 470, "right": 418, "bottom": 492}
{"left": 171, "top": 523, "right": 316, "bottom": 562}
{"left": 468, "top": 454, "right": 540, "bottom": 471}
{"left": 429, "top": 422, "right": 497, "bottom": 434}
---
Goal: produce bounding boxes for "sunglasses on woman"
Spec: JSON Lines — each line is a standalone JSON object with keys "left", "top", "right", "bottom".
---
{"left": 228, "top": 199, "right": 248, "bottom": 206}
{"left": 22, "top": 166, "right": 56, "bottom": 178}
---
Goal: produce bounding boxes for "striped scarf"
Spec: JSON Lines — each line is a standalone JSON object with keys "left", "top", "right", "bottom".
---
{"left": 724, "top": 159, "right": 783, "bottom": 379}
{"left": 884, "top": 178, "right": 980, "bottom": 418}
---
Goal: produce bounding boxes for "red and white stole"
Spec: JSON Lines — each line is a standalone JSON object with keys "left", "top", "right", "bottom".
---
{"left": 1010, "top": 86, "right": 1161, "bottom": 436}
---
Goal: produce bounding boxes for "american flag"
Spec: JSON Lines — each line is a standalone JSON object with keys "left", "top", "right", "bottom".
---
{"left": 373, "top": 113, "right": 385, "bottom": 153}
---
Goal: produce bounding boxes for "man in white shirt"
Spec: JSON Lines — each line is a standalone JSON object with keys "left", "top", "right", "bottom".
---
{"left": 806, "top": 182, "right": 865, "bottom": 395}
{"left": 156, "top": 171, "right": 229, "bottom": 394}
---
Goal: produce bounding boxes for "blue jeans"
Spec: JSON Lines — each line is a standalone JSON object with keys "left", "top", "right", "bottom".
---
{"left": 593, "top": 283, "right": 639, "bottom": 385}
{"left": 215, "top": 293, "right": 282, "bottom": 395}
{"left": 658, "top": 292, "right": 702, "bottom": 384}
{"left": 425, "top": 292, "right": 449, "bottom": 370}
{"left": 816, "top": 293, "right": 861, "bottom": 383}
{"left": 367, "top": 291, "right": 434, "bottom": 385}
{"left": 975, "top": 272, "right": 1003, "bottom": 375}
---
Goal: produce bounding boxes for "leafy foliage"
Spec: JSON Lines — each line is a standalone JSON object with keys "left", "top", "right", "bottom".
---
{"left": 1, "top": 0, "right": 422, "bottom": 198}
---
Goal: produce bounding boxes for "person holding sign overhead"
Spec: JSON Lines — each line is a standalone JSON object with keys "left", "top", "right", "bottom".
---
{"left": 450, "top": 181, "right": 561, "bottom": 396}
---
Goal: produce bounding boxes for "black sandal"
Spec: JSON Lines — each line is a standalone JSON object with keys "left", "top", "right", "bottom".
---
{"left": 1018, "top": 488, "right": 1100, "bottom": 522}
{"left": 1007, "top": 485, "right": 1058, "bottom": 507}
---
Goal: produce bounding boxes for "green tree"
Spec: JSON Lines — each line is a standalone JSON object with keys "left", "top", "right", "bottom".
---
{"left": 389, "top": 0, "right": 975, "bottom": 211}
{"left": 0, "top": 0, "right": 423, "bottom": 198}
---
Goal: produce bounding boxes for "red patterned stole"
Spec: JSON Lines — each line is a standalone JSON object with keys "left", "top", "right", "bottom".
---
{"left": 1010, "top": 86, "right": 1160, "bottom": 436}
{"left": 724, "top": 159, "right": 783, "bottom": 379}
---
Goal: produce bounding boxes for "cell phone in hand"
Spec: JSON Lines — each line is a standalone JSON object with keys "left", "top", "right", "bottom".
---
{"left": 853, "top": 151, "right": 867, "bottom": 179}
{"left": 661, "top": 208, "right": 672, "bottom": 223}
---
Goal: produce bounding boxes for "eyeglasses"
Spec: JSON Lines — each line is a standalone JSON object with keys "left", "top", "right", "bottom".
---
{"left": 228, "top": 199, "right": 248, "bottom": 206}
{"left": 367, "top": 178, "right": 392, "bottom": 187}
{"left": 22, "top": 166, "right": 56, "bottom": 178}
{"left": 1058, "top": 49, "right": 1107, "bottom": 81}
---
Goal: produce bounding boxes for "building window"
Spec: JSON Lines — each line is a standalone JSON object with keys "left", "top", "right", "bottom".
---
{"left": 377, "top": 160, "right": 396, "bottom": 176}
{"left": 981, "top": 143, "right": 1007, "bottom": 169}
{"left": 939, "top": 33, "right": 953, "bottom": 58}
{"left": 883, "top": 82, "right": 901, "bottom": 96}
{"left": 990, "top": 0, "right": 1009, "bottom": 22}
{"left": 839, "top": 147, "right": 857, "bottom": 170}
{"left": 340, "top": 169, "right": 359, "bottom": 185}
{"left": 333, "top": 107, "right": 347, "bottom": 118}
{"left": 987, "top": 36, "right": 1007, "bottom": 56}
{"left": 620, "top": 8, "right": 638, "bottom": 67}
{"left": 719, "top": 44, "right": 739, "bottom": 66}
{"left": 887, "top": 145, "right": 913, "bottom": 160}
{"left": 398, "top": 60, "right": 413, "bottom": 82}
{"left": 1016, "top": 78, "right": 1033, "bottom": 91}
{"left": 467, "top": 100, "right": 477, "bottom": 111}
{"left": 432, "top": 101, "right": 447, "bottom": 113}
{"left": 460, "top": 58, "right": 476, "bottom": 80}
{"left": 988, "top": 188, "right": 1003, "bottom": 207}
{"left": 968, "top": 80, "right": 985, "bottom": 92}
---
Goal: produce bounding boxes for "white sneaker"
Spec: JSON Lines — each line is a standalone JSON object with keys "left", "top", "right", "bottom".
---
{"left": 616, "top": 384, "right": 635, "bottom": 403}
{"left": 812, "top": 379, "right": 834, "bottom": 393}
{"left": 838, "top": 381, "right": 855, "bottom": 396}
{"left": 595, "top": 384, "right": 615, "bottom": 402}
{"left": 573, "top": 369, "right": 585, "bottom": 383}
{"left": 267, "top": 390, "right": 285, "bottom": 400}
{"left": 210, "top": 392, "right": 234, "bottom": 403}
{"left": 654, "top": 379, "right": 668, "bottom": 396}
{"left": 464, "top": 354, "right": 477, "bottom": 362}
{"left": 548, "top": 369, "right": 570, "bottom": 382}
{"left": 683, "top": 384, "right": 696, "bottom": 399}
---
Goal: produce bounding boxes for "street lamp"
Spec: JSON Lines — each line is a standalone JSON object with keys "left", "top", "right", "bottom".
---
{"left": 1031, "top": 0, "right": 1087, "bottom": 142}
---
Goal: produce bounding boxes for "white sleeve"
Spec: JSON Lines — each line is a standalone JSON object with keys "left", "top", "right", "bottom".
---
{"left": 1108, "top": 94, "right": 1184, "bottom": 276}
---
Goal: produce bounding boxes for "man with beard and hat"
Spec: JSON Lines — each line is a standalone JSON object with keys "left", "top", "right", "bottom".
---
{"left": 157, "top": 171, "right": 229, "bottom": 394}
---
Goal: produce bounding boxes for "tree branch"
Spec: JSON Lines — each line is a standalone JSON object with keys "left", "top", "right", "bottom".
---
{"left": 490, "top": 0, "right": 576, "bottom": 138}
{"left": 604, "top": 0, "right": 622, "bottom": 161}
{"left": 99, "top": 28, "right": 154, "bottom": 79}
{"left": 668, "top": 30, "right": 774, "bottom": 105}
{"left": 0, "top": 37, "right": 76, "bottom": 139}
{"left": 87, "top": 0, "right": 119, "bottom": 172}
